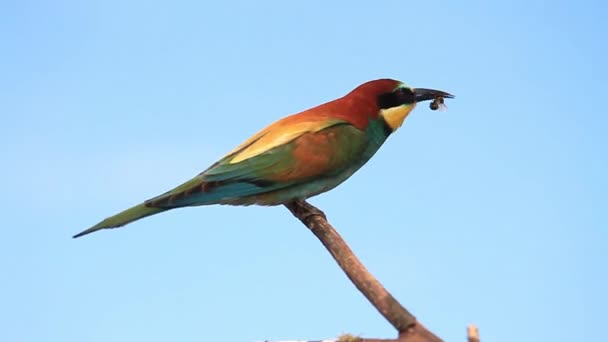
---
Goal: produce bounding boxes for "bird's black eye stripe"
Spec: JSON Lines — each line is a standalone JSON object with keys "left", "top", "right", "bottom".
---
{"left": 377, "top": 88, "right": 415, "bottom": 109}
{"left": 377, "top": 92, "right": 400, "bottom": 109}
{"left": 398, "top": 87, "right": 416, "bottom": 104}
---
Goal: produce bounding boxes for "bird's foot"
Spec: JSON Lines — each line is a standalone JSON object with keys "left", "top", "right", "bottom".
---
{"left": 286, "top": 199, "right": 327, "bottom": 224}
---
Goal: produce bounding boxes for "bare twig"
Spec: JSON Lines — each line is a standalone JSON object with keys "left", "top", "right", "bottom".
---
{"left": 467, "top": 325, "right": 479, "bottom": 342}
{"left": 284, "top": 199, "right": 442, "bottom": 342}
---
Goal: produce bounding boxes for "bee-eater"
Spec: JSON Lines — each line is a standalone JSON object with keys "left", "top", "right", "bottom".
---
{"left": 73, "top": 79, "right": 453, "bottom": 238}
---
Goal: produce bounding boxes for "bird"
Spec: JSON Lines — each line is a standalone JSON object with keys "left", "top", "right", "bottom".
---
{"left": 73, "top": 79, "right": 453, "bottom": 238}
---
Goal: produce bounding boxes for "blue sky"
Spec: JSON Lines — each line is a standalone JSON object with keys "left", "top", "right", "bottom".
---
{"left": 1, "top": 0, "right": 606, "bottom": 341}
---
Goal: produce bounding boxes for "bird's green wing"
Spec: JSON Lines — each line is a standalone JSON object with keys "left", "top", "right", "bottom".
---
{"left": 145, "top": 121, "right": 369, "bottom": 208}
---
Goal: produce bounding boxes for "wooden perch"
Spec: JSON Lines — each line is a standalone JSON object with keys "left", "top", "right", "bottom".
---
{"left": 284, "top": 200, "right": 444, "bottom": 342}
{"left": 467, "top": 325, "right": 479, "bottom": 342}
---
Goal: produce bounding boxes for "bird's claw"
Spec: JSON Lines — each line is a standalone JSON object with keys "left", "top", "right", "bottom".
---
{"left": 302, "top": 206, "right": 327, "bottom": 224}
{"left": 287, "top": 199, "right": 327, "bottom": 224}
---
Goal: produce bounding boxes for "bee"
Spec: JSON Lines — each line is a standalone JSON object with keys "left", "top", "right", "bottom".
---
{"left": 429, "top": 96, "right": 447, "bottom": 111}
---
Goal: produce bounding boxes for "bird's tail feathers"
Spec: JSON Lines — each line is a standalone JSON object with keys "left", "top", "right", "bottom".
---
{"left": 72, "top": 203, "right": 167, "bottom": 238}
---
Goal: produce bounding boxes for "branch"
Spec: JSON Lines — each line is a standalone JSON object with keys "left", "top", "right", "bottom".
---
{"left": 467, "top": 325, "right": 479, "bottom": 342}
{"left": 284, "top": 200, "right": 443, "bottom": 342}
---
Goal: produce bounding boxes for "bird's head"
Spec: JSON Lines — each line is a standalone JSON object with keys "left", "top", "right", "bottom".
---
{"left": 347, "top": 79, "right": 454, "bottom": 132}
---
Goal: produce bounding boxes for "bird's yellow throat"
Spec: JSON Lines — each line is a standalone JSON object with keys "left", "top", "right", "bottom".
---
{"left": 380, "top": 104, "right": 416, "bottom": 131}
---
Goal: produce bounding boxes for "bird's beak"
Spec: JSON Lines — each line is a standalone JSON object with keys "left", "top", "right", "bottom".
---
{"left": 414, "top": 88, "right": 454, "bottom": 102}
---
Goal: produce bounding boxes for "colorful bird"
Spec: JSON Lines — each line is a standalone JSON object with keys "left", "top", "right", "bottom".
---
{"left": 73, "top": 79, "right": 453, "bottom": 238}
